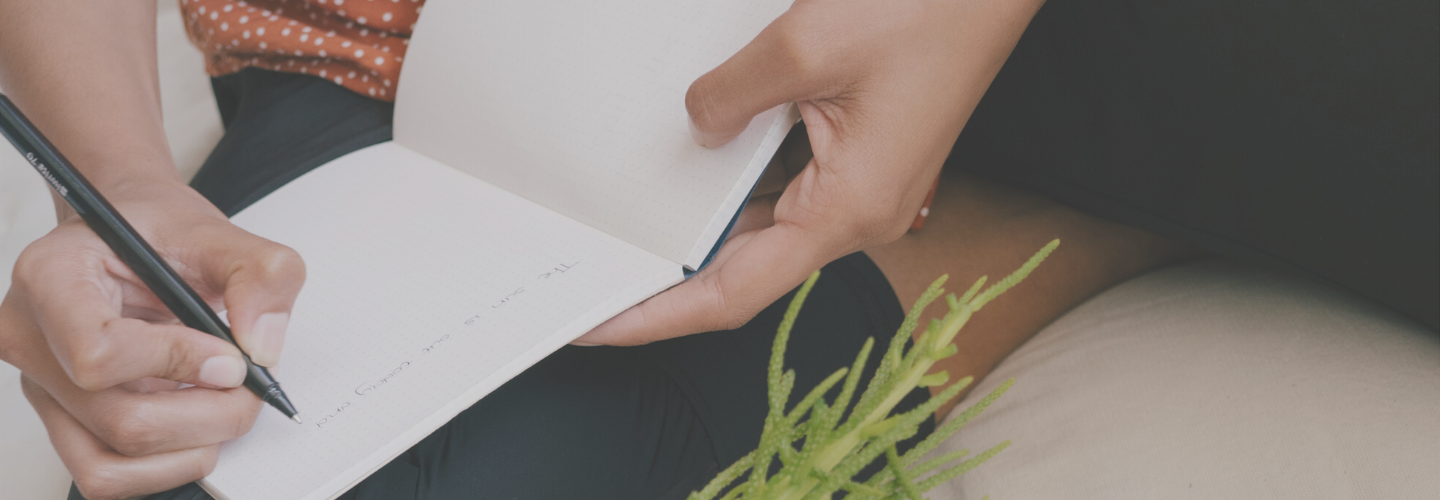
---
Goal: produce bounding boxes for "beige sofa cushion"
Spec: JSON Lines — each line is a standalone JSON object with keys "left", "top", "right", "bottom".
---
{"left": 926, "top": 259, "right": 1440, "bottom": 499}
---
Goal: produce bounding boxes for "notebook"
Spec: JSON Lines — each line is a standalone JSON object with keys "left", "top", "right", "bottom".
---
{"left": 201, "top": 1, "right": 797, "bottom": 499}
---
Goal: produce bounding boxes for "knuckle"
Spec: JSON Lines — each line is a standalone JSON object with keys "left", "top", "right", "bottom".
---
{"left": 0, "top": 313, "right": 18, "bottom": 364}
{"left": 98, "top": 399, "right": 164, "bottom": 457}
{"left": 13, "top": 231, "right": 61, "bottom": 269}
{"left": 18, "top": 374, "right": 46, "bottom": 404}
{"left": 161, "top": 331, "right": 203, "bottom": 382}
{"left": 67, "top": 341, "right": 117, "bottom": 392}
{"left": 228, "top": 398, "right": 261, "bottom": 438}
{"left": 717, "top": 311, "right": 752, "bottom": 332}
{"left": 73, "top": 464, "right": 130, "bottom": 500}
{"left": 254, "top": 243, "right": 307, "bottom": 285}
{"left": 196, "top": 445, "right": 221, "bottom": 477}
{"left": 11, "top": 245, "right": 41, "bottom": 284}
{"left": 0, "top": 339, "right": 12, "bottom": 369}
{"left": 613, "top": 306, "right": 660, "bottom": 347}
{"left": 69, "top": 371, "right": 109, "bottom": 393}
{"left": 706, "top": 279, "right": 753, "bottom": 331}
{"left": 773, "top": 22, "right": 820, "bottom": 74}
{"left": 260, "top": 244, "right": 305, "bottom": 275}
{"left": 12, "top": 243, "right": 57, "bottom": 289}
{"left": 13, "top": 228, "right": 89, "bottom": 286}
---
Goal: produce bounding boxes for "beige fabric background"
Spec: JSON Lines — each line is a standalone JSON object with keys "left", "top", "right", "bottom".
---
{"left": 925, "top": 260, "right": 1439, "bottom": 499}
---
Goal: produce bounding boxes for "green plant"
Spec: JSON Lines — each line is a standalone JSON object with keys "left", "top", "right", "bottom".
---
{"left": 689, "top": 239, "right": 1059, "bottom": 500}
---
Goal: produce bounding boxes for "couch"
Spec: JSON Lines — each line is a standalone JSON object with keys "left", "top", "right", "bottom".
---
{"left": 2, "top": 3, "right": 1435, "bottom": 498}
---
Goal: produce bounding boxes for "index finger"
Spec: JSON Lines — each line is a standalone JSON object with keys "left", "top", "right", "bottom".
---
{"left": 686, "top": 7, "right": 848, "bottom": 148}
{"left": 16, "top": 232, "right": 248, "bottom": 391}
{"left": 22, "top": 376, "right": 222, "bottom": 500}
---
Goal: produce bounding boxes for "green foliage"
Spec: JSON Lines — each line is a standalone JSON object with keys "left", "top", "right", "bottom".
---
{"left": 689, "top": 239, "right": 1059, "bottom": 500}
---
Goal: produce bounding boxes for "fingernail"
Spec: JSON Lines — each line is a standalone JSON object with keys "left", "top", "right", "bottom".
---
{"left": 689, "top": 117, "right": 733, "bottom": 148}
{"left": 688, "top": 117, "right": 707, "bottom": 146}
{"left": 199, "top": 356, "right": 247, "bottom": 388}
{"left": 248, "top": 312, "right": 289, "bottom": 367}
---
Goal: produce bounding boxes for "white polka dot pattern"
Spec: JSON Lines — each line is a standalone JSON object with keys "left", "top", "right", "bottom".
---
{"left": 179, "top": 0, "right": 424, "bottom": 101}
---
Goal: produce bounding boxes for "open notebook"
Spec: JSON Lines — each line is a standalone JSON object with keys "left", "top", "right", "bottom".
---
{"left": 203, "top": 1, "right": 797, "bottom": 499}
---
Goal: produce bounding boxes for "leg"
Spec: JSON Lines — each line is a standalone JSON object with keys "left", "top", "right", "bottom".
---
{"left": 115, "top": 254, "right": 928, "bottom": 500}
{"left": 192, "top": 68, "right": 395, "bottom": 216}
{"left": 383, "top": 253, "right": 930, "bottom": 499}
{"left": 866, "top": 170, "right": 1197, "bottom": 418}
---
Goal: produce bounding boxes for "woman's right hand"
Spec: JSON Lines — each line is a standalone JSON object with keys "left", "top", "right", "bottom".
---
{"left": 0, "top": 181, "right": 306, "bottom": 500}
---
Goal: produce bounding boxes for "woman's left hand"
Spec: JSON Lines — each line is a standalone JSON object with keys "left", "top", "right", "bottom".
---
{"left": 577, "top": 0, "right": 1046, "bottom": 345}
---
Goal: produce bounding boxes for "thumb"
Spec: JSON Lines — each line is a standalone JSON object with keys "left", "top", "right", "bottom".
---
{"left": 577, "top": 220, "right": 837, "bottom": 346}
{"left": 686, "top": 13, "right": 836, "bottom": 148}
{"left": 191, "top": 223, "right": 306, "bottom": 368}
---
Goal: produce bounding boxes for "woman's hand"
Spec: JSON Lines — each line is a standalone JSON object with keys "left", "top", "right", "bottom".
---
{"left": 0, "top": 183, "right": 305, "bottom": 500}
{"left": 578, "top": 0, "right": 1045, "bottom": 345}
{"left": 1, "top": 2, "right": 309, "bottom": 498}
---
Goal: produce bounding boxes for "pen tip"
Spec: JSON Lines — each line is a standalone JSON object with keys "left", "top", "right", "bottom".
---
{"left": 292, "top": 415, "right": 304, "bottom": 424}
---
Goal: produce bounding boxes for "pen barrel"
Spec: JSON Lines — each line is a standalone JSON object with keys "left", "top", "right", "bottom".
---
{"left": 1, "top": 99, "right": 237, "bottom": 343}
{"left": 2, "top": 95, "right": 299, "bottom": 420}
{"left": 0, "top": 95, "right": 97, "bottom": 220}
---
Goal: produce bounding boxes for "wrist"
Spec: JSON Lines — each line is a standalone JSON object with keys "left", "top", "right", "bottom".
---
{"left": 53, "top": 175, "right": 223, "bottom": 227}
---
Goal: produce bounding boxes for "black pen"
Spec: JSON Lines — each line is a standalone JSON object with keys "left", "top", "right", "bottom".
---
{"left": 0, "top": 94, "right": 301, "bottom": 424}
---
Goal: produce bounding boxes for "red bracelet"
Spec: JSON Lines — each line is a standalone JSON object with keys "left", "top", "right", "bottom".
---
{"left": 909, "top": 174, "right": 940, "bottom": 232}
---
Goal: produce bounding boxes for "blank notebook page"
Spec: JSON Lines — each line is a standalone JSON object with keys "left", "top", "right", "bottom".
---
{"left": 207, "top": 143, "right": 680, "bottom": 500}
{"left": 396, "top": 0, "right": 797, "bottom": 268}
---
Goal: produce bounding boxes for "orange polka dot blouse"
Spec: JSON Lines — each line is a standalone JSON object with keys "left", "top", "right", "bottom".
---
{"left": 179, "top": 0, "right": 425, "bottom": 101}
